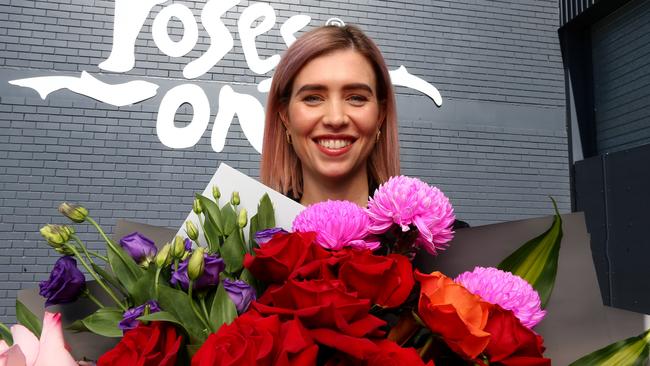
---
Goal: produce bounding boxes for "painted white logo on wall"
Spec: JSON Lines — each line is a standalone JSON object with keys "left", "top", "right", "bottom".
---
{"left": 9, "top": 0, "right": 442, "bottom": 154}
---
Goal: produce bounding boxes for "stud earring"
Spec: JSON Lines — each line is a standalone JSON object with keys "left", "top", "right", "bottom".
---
{"left": 286, "top": 130, "right": 292, "bottom": 145}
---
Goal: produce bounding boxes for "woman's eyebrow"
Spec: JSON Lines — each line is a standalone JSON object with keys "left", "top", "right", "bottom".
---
{"left": 295, "top": 83, "right": 374, "bottom": 95}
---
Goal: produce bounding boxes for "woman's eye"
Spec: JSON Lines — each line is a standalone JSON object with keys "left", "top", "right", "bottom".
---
{"left": 302, "top": 95, "right": 323, "bottom": 104}
{"left": 347, "top": 95, "right": 368, "bottom": 105}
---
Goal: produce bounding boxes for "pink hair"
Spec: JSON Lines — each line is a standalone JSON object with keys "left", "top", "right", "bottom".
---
{"left": 260, "top": 25, "right": 400, "bottom": 198}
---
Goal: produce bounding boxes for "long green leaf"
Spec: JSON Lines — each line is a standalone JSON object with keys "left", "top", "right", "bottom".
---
{"left": 137, "top": 311, "right": 183, "bottom": 328}
{"left": 66, "top": 319, "right": 89, "bottom": 333}
{"left": 569, "top": 329, "right": 650, "bottom": 366}
{"left": 498, "top": 197, "right": 562, "bottom": 308}
{"left": 16, "top": 300, "right": 42, "bottom": 337}
{"left": 80, "top": 308, "right": 123, "bottom": 337}
{"left": 248, "top": 214, "right": 259, "bottom": 252}
{"left": 209, "top": 281, "right": 237, "bottom": 330}
{"left": 156, "top": 285, "right": 207, "bottom": 344}
{"left": 0, "top": 322, "right": 13, "bottom": 345}
{"left": 221, "top": 233, "right": 245, "bottom": 274}
{"left": 107, "top": 244, "right": 143, "bottom": 294}
{"left": 91, "top": 263, "right": 126, "bottom": 295}
{"left": 129, "top": 265, "right": 157, "bottom": 305}
{"left": 196, "top": 194, "right": 223, "bottom": 251}
{"left": 221, "top": 204, "right": 237, "bottom": 237}
{"left": 256, "top": 194, "right": 275, "bottom": 230}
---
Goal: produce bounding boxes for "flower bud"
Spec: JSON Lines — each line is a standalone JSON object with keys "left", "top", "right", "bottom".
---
{"left": 62, "top": 225, "right": 75, "bottom": 236}
{"left": 40, "top": 224, "right": 70, "bottom": 248}
{"left": 55, "top": 246, "right": 75, "bottom": 256}
{"left": 230, "top": 191, "right": 240, "bottom": 206}
{"left": 172, "top": 235, "right": 186, "bottom": 258}
{"left": 212, "top": 185, "right": 221, "bottom": 201}
{"left": 185, "top": 221, "right": 198, "bottom": 241}
{"left": 187, "top": 248, "right": 205, "bottom": 281}
{"left": 155, "top": 243, "right": 172, "bottom": 268}
{"left": 237, "top": 208, "right": 248, "bottom": 228}
{"left": 192, "top": 198, "right": 202, "bottom": 215}
{"left": 58, "top": 202, "right": 88, "bottom": 223}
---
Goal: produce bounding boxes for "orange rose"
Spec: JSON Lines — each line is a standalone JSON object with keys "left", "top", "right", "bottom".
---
{"left": 415, "top": 270, "right": 492, "bottom": 359}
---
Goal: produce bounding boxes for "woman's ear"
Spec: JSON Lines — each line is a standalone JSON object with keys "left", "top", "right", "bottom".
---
{"left": 279, "top": 108, "right": 290, "bottom": 129}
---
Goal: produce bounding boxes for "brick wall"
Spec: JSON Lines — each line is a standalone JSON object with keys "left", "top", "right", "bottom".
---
{"left": 0, "top": 0, "right": 568, "bottom": 323}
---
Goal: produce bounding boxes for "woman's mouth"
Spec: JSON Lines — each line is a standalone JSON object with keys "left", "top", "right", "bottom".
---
{"left": 313, "top": 137, "right": 355, "bottom": 156}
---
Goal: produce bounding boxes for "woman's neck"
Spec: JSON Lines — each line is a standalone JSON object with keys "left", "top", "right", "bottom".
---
{"left": 300, "top": 168, "right": 370, "bottom": 207}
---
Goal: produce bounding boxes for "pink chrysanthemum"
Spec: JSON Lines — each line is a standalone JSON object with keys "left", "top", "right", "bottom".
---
{"left": 292, "top": 200, "right": 379, "bottom": 251}
{"left": 455, "top": 266, "right": 546, "bottom": 329}
{"left": 367, "top": 176, "right": 455, "bottom": 255}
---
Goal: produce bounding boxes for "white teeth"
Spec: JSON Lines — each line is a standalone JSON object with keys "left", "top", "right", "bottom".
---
{"left": 317, "top": 139, "right": 351, "bottom": 149}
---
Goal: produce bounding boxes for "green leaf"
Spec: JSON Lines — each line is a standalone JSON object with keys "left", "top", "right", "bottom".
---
{"left": 209, "top": 281, "right": 237, "bottom": 330}
{"left": 66, "top": 319, "right": 89, "bottom": 333}
{"left": 137, "top": 311, "right": 183, "bottom": 328}
{"left": 129, "top": 265, "right": 157, "bottom": 305}
{"left": 107, "top": 244, "right": 143, "bottom": 294}
{"left": 221, "top": 233, "right": 245, "bottom": 274}
{"left": 569, "top": 329, "right": 650, "bottom": 366}
{"left": 196, "top": 194, "right": 223, "bottom": 251}
{"left": 0, "top": 322, "right": 13, "bottom": 345}
{"left": 248, "top": 214, "right": 259, "bottom": 252}
{"left": 80, "top": 308, "right": 123, "bottom": 337}
{"left": 221, "top": 204, "right": 237, "bottom": 237}
{"left": 16, "top": 300, "right": 42, "bottom": 337}
{"left": 256, "top": 194, "right": 276, "bottom": 231}
{"left": 156, "top": 285, "right": 207, "bottom": 344}
{"left": 498, "top": 197, "right": 562, "bottom": 308}
{"left": 91, "top": 263, "right": 126, "bottom": 295}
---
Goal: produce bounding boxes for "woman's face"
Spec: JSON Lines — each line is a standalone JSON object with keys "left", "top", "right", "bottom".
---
{"left": 285, "top": 49, "right": 381, "bottom": 185}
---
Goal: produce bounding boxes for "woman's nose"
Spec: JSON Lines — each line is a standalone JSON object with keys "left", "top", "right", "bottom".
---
{"left": 322, "top": 100, "right": 348, "bottom": 127}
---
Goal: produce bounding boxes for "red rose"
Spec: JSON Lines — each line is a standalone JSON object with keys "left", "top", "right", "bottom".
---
{"left": 366, "top": 340, "right": 434, "bottom": 366}
{"left": 192, "top": 312, "right": 279, "bottom": 366}
{"left": 338, "top": 250, "right": 414, "bottom": 308}
{"left": 254, "top": 278, "right": 385, "bottom": 360}
{"left": 97, "top": 322, "right": 181, "bottom": 366}
{"left": 244, "top": 232, "right": 330, "bottom": 283}
{"left": 192, "top": 313, "right": 318, "bottom": 366}
{"left": 483, "top": 306, "right": 550, "bottom": 366}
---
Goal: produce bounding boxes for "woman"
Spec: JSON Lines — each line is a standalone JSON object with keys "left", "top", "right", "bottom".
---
{"left": 260, "top": 24, "right": 399, "bottom": 207}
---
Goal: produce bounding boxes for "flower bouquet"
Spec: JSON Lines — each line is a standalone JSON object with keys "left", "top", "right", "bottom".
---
{"left": 2, "top": 167, "right": 649, "bottom": 365}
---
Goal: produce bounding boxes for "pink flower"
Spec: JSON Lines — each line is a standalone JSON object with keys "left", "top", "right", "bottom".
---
{"left": 0, "top": 312, "right": 77, "bottom": 366}
{"left": 367, "top": 176, "right": 455, "bottom": 255}
{"left": 455, "top": 267, "right": 546, "bottom": 328}
{"left": 292, "top": 200, "right": 379, "bottom": 250}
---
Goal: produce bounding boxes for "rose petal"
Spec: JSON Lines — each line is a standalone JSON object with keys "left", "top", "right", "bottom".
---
{"left": 34, "top": 312, "right": 77, "bottom": 366}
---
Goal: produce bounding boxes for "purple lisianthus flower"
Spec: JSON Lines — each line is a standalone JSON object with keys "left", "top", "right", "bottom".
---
{"left": 223, "top": 279, "right": 256, "bottom": 314}
{"left": 119, "top": 300, "right": 161, "bottom": 331}
{"left": 367, "top": 176, "right": 456, "bottom": 255}
{"left": 292, "top": 200, "right": 379, "bottom": 251}
{"left": 170, "top": 252, "right": 224, "bottom": 291}
{"left": 39, "top": 256, "right": 86, "bottom": 307}
{"left": 455, "top": 267, "right": 546, "bottom": 328}
{"left": 119, "top": 232, "right": 157, "bottom": 264}
{"left": 254, "top": 227, "right": 288, "bottom": 245}
{"left": 184, "top": 238, "right": 192, "bottom": 251}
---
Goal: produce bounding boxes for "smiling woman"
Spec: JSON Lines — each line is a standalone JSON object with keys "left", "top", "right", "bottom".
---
{"left": 260, "top": 25, "right": 400, "bottom": 207}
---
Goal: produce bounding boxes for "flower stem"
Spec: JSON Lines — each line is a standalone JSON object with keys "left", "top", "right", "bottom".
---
{"left": 88, "top": 250, "right": 108, "bottom": 262}
{"left": 154, "top": 266, "right": 162, "bottom": 300}
{"left": 83, "top": 289, "right": 105, "bottom": 308}
{"left": 199, "top": 295, "right": 213, "bottom": 332}
{"left": 86, "top": 216, "right": 137, "bottom": 279}
{"left": 65, "top": 244, "right": 127, "bottom": 311}
{"left": 188, "top": 281, "right": 212, "bottom": 334}
{"left": 71, "top": 234, "right": 96, "bottom": 266}
{"left": 418, "top": 336, "right": 434, "bottom": 358}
